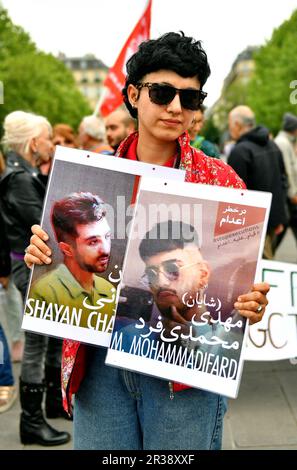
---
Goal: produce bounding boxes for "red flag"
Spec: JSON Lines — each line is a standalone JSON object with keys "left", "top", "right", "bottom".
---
{"left": 99, "top": 0, "right": 152, "bottom": 117}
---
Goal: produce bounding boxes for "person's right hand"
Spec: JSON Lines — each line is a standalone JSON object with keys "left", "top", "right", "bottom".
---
{"left": 24, "top": 224, "right": 52, "bottom": 269}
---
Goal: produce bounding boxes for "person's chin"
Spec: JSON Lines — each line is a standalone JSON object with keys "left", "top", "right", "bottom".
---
{"left": 95, "top": 260, "right": 109, "bottom": 272}
{"left": 156, "top": 293, "right": 179, "bottom": 309}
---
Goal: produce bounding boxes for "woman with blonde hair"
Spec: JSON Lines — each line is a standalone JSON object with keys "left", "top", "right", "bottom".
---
{"left": 0, "top": 111, "right": 70, "bottom": 446}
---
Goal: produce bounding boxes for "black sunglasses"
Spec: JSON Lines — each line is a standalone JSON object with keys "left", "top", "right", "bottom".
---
{"left": 136, "top": 82, "right": 207, "bottom": 110}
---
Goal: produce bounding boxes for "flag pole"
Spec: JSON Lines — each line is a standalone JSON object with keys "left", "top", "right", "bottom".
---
{"left": 93, "top": 86, "right": 108, "bottom": 116}
{"left": 94, "top": 0, "right": 152, "bottom": 117}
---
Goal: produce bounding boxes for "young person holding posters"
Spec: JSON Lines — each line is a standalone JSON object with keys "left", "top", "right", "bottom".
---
{"left": 25, "top": 32, "right": 269, "bottom": 450}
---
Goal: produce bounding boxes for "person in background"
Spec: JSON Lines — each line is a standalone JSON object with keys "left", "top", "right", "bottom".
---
{"left": 0, "top": 111, "right": 70, "bottom": 446}
{"left": 0, "top": 152, "right": 24, "bottom": 362}
{"left": 228, "top": 105, "right": 288, "bottom": 259}
{"left": 105, "top": 106, "right": 136, "bottom": 153}
{"left": 0, "top": 191, "right": 17, "bottom": 414}
{"left": 53, "top": 123, "right": 77, "bottom": 149}
{"left": 275, "top": 113, "right": 297, "bottom": 250}
{"left": 188, "top": 105, "right": 220, "bottom": 158}
{"left": 0, "top": 324, "right": 17, "bottom": 414}
{"left": 78, "top": 115, "right": 113, "bottom": 154}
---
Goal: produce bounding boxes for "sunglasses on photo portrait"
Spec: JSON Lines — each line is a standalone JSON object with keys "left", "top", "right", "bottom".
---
{"left": 136, "top": 82, "right": 207, "bottom": 110}
{"left": 142, "top": 259, "right": 202, "bottom": 287}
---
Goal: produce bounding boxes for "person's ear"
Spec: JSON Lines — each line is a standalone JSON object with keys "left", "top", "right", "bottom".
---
{"left": 30, "top": 137, "right": 38, "bottom": 153}
{"left": 127, "top": 84, "right": 139, "bottom": 109}
{"left": 198, "top": 261, "right": 210, "bottom": 288}
{"left": 59, "top": 241, "right": 73, "bottom": 258}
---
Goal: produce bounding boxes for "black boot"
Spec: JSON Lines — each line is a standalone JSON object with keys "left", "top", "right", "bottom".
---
{"left": 20, "top": 380, "right": 71, "bottom": 446}
{"left": 45, "top": 366, "right": 72, "bottom": 420}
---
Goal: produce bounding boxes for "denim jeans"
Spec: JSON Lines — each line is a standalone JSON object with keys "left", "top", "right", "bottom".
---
{"left": 74, "top": 347, "right": 227, "bottom": 450}
{"left": 0, "top": 324, "right": 14, "bottom": 386}
{"left": 0, "top": 280, "right": 24, "bottom": 342}
{"left": 11, "top": 259, "right": 63, "bottom": 384}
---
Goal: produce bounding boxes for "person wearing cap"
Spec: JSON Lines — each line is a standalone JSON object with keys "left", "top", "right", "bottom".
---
{"left": 275, "top": 113, "right": 297, "bottom": 247}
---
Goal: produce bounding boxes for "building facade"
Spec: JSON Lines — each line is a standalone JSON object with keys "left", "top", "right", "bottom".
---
{"left": 59, "top": 53, "right": 108, "bottom": 110}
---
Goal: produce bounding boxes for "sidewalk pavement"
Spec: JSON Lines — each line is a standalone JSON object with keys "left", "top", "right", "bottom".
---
{"left": 1, "top": 359, "right": 296, "bottom": 450}
{"left": 0, "top": 230, "right": 296, "bottom": 450}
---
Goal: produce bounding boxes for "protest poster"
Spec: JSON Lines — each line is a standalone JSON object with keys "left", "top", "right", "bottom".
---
{"left": 106, "top": 177, "right": 271, "bottom": 398}
{"left": 22, "top": 146, "right": 184, "bottom": 346}
{"left": 245, "top": 259, "right": 297, "bottom": 361}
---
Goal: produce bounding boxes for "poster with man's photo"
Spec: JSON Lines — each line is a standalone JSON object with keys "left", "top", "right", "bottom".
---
{"left": 22, "top": 146, "right": 185, "bottom": 346}
{"left": 106, "top": 177, "right": 272, "bottom": 398}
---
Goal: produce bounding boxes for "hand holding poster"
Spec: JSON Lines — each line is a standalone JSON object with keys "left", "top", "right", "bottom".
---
{"left": 22, "top": 146, "right": 184, "bottom": 346}
{"left": 106, "top": 177, "right": 271, "bottom": 398}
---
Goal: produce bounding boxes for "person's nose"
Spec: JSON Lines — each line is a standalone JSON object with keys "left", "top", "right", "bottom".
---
{"left": 166, "top": 92, "right": 182, "bottom": 114}
{"left": 100, "top": 238, "right": 111, "bottom": 256}
{"left": 156, "top": 270, "right": 171, "bottom": 288}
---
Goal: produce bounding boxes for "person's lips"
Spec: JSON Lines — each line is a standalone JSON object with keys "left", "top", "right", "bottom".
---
{"left": 157, "top": 289, "right": 177, "bottom": 300}
{"left": 161, "top": 119, "right": 182, "bottom": 127}
{"left": 98, "top": 256, "right": 109, "bottom": 264}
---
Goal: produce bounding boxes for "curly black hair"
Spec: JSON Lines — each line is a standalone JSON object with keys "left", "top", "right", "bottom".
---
{"left": 122, "top": 32, "right": 211, "bottom": 118}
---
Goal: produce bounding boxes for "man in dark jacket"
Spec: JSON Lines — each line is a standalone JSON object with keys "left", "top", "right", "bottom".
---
{"left": 0, "top": 213, "right": 17, "bottom": 413}
{"left": 228, "top": 105, "right": 288, "bottom": 259}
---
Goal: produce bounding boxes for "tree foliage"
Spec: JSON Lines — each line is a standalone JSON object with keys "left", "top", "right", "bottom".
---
{"left": 247, "top": 9, "right": 297, "bottom": 134}
{"left": 213, "top": 81, "right": 250, "bottom": 132}
{"left": 0, "top": 7, "right": 91, "bottom": 132}
{"left": 202, "top": 115, "right": 221, "bottom": 145}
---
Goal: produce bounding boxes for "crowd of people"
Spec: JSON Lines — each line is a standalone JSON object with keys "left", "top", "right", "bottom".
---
{"left": 0, "top": 30, "right": 295, "bottom": 450}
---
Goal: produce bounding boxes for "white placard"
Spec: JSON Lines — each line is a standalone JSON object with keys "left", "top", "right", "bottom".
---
{"left": 245, "top": 259, "right": 297, "bottom": 361}
{"left": 22, "top": 147, "right": 185, "bottom": 346}
{"left": 106, "top": 177, "right": 272, "bottom": 398}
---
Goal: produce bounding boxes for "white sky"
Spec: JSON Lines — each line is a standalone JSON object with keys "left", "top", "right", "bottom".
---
{"left": 2, "top": 0, "right": 297, "bottom": 106}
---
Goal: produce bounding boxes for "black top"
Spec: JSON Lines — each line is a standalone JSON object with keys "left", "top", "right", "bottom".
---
{"left": 228, "top": 126, "right": 288, "bottom": 229}
{"left": 0, "top": 211, "right": 11, "bottom": 277}
{"left": 0, "top": 151, "right": 46, "bottom": 254}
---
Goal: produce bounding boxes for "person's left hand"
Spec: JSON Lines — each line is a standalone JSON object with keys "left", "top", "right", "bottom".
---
{"left": 234, "top": 282, "right": 270, "bottom": 325}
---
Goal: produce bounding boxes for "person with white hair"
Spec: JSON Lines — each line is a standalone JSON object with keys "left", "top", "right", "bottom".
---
{"left": 0, "top": 111, "right": 70, "bottom": 446}
{"left": 78, "top": 115, "right": 113, "bottom": 154}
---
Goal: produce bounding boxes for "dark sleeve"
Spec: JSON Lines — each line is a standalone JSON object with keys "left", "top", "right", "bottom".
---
{"left": 6, "top": 172, "right": 44, "bottom": 229}
{"left": 227, "top": 145, "right": 251, "bottom": 185}
{"left": 0, "top": 215, "right": 11, "bottom": 277}
{"left": 276, "top": 146, "right": 289, "bottom": 193}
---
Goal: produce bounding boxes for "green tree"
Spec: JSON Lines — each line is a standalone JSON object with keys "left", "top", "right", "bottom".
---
{"left": 0, "top": 7, "right": 91, "bottom": 132}
{"left": 0, "top": 6, "right": 36, "bottom": 61}
{"left": 202, "top": 115, "right": 221, "bottom": 145}
{"left": 213, "top": 80, "right": 250, "bottom": 132}
{"left": 247, "top": 9, "right": 297, "bottom": 134}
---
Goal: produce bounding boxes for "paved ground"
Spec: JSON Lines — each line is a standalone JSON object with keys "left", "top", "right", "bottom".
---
{"left": 223, "top": 228, "right": 297, "bottom": 450}
{"left": 0, "top": 361, "right": 72, "bottom": 450}
{"left": 0, "top": 229, "right": 296, "bottom": 450}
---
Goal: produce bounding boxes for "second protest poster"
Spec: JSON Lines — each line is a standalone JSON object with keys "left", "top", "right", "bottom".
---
{"left": 106, "top": 177, "right": 271, "bottom": 398}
